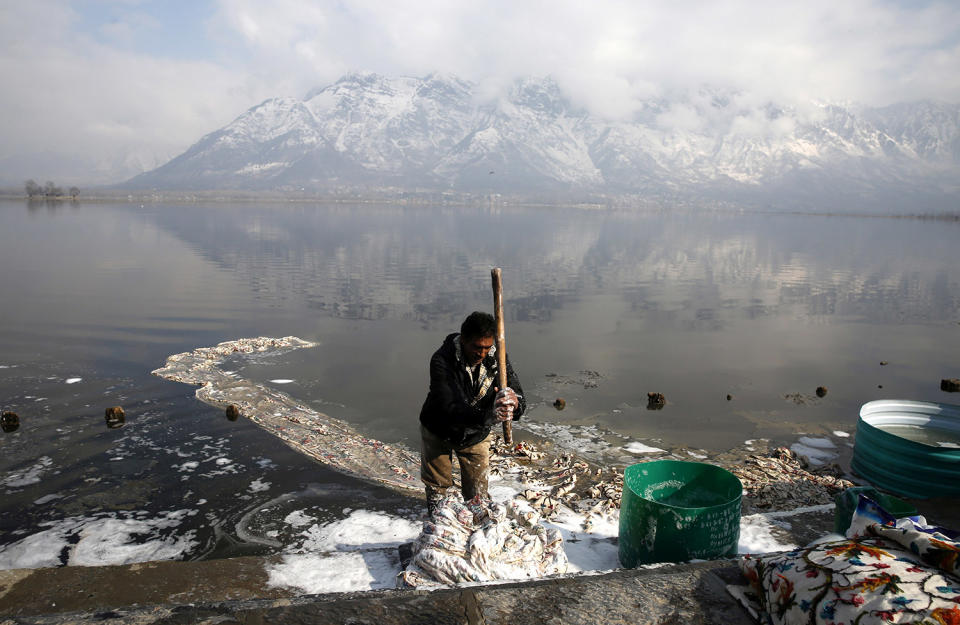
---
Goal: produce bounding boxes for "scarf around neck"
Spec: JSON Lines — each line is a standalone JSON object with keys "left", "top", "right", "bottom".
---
{"left": 454, "top": 334, "right": 496, "bottom": 406}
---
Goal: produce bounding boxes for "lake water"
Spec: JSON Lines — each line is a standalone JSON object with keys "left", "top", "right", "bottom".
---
{"left": 1, "top": 200, "right": 958, "bottom": 565}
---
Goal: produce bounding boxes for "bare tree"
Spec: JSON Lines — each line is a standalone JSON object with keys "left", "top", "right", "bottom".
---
{"left": 44, "top": 181, "right": 63, "bottom": 198}
{"left": 25, "top": 179, "right": 41, "bottom": 198}
{"left": 69, "top": 186, "right": 80, "bottom": 199}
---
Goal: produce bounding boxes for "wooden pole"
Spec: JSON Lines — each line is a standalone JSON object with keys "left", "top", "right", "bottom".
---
{"left": 491, "top": 267, "right": 513, "bottom": 445}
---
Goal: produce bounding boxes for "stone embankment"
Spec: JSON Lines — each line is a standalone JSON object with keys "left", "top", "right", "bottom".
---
{"left": 0, "top": 557, "right": 753, "bottom": 625}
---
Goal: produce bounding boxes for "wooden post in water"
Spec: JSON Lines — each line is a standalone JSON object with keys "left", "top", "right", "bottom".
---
{"left": 491, "top": 267, "right": 513, "bottom": 445}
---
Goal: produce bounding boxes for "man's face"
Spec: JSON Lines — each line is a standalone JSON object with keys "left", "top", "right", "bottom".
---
{"left": 461, "top": 334, "right": 494, "bottom": 366}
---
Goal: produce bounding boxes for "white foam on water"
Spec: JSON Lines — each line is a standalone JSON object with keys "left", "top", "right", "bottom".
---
{"left": 65, "top": 378, "right": 82, "bottom": 384}
{"left": 2, "top": 456, "right": 54, "bottom": 489}
{"left": 686, "top": 450, "right": 708, "bottom": 459}
{"left": 248, "top": 479, "right": 271, "bottom": 493}
{"left": 270, "top": 379, "right": 295, "bottom": 384}
{"left": 33, "top": 493, "right": 62, "bottom": 505}
{"left": 0, "top": 510, "right": 198, "bottom": 570}
{"left": 284, "top": 510, "right": 316, "bottom": 527}
{"left": 623, "top": 442, "right": 665, "bottom": 454}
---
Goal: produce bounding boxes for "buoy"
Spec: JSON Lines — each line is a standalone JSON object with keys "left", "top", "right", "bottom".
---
{"left": 226, "top": 404, "right": 240, "bottom": 421}
{"left": 1, "top": 411, "right": 20, "bottom": 433}
{"left": 105, "top": 406, "right": 125, "bottom": 428}
{"left": 646, "top": 392, "right": 665, "bottom": 410}
{"left": 941, "top": 378, "right": 960, "bottom": 392}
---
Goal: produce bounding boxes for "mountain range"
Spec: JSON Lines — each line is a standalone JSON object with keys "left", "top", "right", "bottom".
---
{"left": 125, "top": 72, "right": 960, "bottom": 210}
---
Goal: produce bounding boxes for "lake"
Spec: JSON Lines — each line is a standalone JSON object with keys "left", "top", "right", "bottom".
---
{"left": 1, "top": 199, "right": 958, "bottom": 565}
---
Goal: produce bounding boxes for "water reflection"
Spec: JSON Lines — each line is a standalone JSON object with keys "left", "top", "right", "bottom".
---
{"left": 6, "top": 200, "right": 960, "bottom": 453}
{"left": 144, "top": 204, "right": 960, "bottom": 328}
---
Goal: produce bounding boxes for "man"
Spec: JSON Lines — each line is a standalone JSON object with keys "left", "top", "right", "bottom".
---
{"left": 419, "top": 311, "right": 525, "bottom": 509}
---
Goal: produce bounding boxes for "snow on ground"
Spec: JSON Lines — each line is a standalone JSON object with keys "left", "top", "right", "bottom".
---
{"left": 790, "top": 436, "right": 838, "bottom": 465}
{"left": 264, "top": 489, "right": 828, "bottom": 594}
{"left": 264, "top": 451, "right": 829, "bottom": 594}
{"left": 65, "top": 377, "right": 82, "bottom": 384}
{"left": 0, "top": 510, "right": 198, "bottom": 570}
{"left": 622, "top": 441, "right": 665, "bottom": 454}
{"left": 265, "top": 509, "right": 422, "bottom": 594}
{"left": 833, "top": 431, "right": 850, "bottom": 438}
{"left": 268, "top": 550, "right": 403, "bottom": 593}
{"left": 739, "top": 514, "right": 800, "bottom": 554}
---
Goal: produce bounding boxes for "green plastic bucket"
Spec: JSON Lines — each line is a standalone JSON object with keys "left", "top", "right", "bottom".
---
{"left": 833, "top": 486, "right": 918, "bottom": 535}
{"left": 619, "top": 460, "right": 742, "bottom": 567}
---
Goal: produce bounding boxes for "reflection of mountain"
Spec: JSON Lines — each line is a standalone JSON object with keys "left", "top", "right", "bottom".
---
{"left": 148, "top": 206, "right": 960, "bottom": 327}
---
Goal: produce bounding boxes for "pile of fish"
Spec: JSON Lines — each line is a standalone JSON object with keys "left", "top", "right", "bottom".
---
{"left": 730, "top": 447, "right": 854, "bottom": 513}
{"left": 152, "top": 337, "right": 423, "bottom": 494}
{"left": 490, "top": 439, "right": 624, "bottom": 533}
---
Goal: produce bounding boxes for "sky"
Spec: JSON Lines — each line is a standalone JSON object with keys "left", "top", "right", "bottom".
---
{"left": 1, "top": 0, "right": 958, "bottom": 184}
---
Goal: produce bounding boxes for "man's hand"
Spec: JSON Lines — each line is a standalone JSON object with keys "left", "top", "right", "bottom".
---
{"left": 494, "top": 387, "right": 518, "bottom": 422}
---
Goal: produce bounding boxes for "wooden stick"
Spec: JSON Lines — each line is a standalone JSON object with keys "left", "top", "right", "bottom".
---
{"left": 491, "top": 267, "right": 513, "bottom": 445}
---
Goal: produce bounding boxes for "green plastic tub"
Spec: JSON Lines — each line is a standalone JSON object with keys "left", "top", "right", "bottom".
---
{"left": 852, "top": 400, "right": 960, "bottom": 499}
{"left": 833, "top": 486, "right": 918, "bottom": 535}
{"left": 618, "top": 460, "right": 742, "bottom": 567}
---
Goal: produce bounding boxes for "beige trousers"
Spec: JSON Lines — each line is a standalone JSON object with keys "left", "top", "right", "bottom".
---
{"left": 420, "top": 424, "right": 492, "bottom": 502}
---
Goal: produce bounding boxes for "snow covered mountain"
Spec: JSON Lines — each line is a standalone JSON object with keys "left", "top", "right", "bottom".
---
{"left": 126, "top": 72, "right": 960, "bottom": 208}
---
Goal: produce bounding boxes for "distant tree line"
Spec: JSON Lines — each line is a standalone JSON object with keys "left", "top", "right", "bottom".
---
{"left": 25, "top": 179, "right": 79, "bottom": 199}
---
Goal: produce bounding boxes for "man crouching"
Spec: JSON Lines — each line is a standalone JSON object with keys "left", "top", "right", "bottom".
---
{"left": 419, "top": 311, "right": 525, "bottom": 513}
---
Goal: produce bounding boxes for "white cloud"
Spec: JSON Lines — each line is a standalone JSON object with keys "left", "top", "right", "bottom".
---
{"left": 0, "top": 0, "right": 958, "bottom": 183}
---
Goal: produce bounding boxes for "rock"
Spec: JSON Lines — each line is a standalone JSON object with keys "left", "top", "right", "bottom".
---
{"left": 553, "top": 398, "right": 566, "bottom": 411}
{"left": 880, "top": 361, "right": 888, "bottom": 366}
{"left": 726, "top": 394, "right": 733, "bottom": 401}
{"left": 1, "top": 411, "right": 20, "bottom": 433}
{"left": 941, "top": 378, "right": 960, "bottom": 392}
{"left": 105, "top": 406, "right": 125, "bottom": 429}
{"left": 226, "top": 404, "right": 241, "bottom": 420}
{"left": 815, "top": 386, "right": 828, "bottom": 398}
{"left": 647, "top": 392, "right": 665, "bottom": 410}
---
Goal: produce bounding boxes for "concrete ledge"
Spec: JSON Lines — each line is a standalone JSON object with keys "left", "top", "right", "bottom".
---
{"left": 0, "top": 557, "right": 753, "bottom": 624}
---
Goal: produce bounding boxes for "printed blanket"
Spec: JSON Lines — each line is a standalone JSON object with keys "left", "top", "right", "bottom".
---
{"left": 733, "top": 495, "right": 960, "bottom": 625}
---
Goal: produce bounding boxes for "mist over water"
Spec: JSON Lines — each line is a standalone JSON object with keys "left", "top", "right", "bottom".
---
{"left": 1, "top": 200, "right": 958, "bottom": 561}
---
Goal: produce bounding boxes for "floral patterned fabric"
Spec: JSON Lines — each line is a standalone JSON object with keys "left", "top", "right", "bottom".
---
{"left": 737, "top": 497, "right": 960, "bottom": 625}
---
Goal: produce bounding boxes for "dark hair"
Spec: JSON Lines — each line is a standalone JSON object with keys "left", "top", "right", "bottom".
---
{"left": 461, "top": 311, "right": 496, "bottom": 339}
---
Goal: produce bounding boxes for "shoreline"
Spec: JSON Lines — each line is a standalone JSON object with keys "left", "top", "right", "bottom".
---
{"left": 2, "top": 193, "right": 959, "bottom": 221}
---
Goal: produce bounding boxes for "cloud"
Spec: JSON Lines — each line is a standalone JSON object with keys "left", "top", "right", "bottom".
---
{"left": 0, "top": 0, "right": 958, "bottom": 183}
{"left": 212, "top": 0, "right": 960, "bottom": 110}
{"left": 0, "top": 1, "right": 257, "bottom": 181}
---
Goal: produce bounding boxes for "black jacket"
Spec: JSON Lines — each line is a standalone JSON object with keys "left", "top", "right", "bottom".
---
{"left": 419, "top": 333, "right": 526, "bottom": 447}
